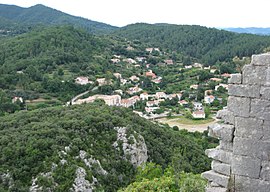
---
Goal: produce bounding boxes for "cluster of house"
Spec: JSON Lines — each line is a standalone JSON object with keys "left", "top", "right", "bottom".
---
{"left": 73, "top": 48, "right": 232, "bottom": 120}
{"left": 73, "top": 91, "right": 182, "bottom": 114}
{"left": 75, "top": 69, "right": 163, "bottom": 92}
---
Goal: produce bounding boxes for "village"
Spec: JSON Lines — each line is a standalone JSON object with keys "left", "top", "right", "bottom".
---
{"left": 71, "top": 46, "right": 231, "bottom": 121}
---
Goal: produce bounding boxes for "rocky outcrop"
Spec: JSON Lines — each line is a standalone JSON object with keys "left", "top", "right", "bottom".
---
{"left": 113, "top": 127, "right": 148, "bottom": 167}
{"left": 79, "top": 150, "right": 108, "bottom": 175}
{"left": 202, "top": 53, "right": 270, "bottom": 192}
{"left": 72, "top": 167, "right": 97, "bottom": 192}
{"left": 0, "top": 171, "right": 14, "bottom": 190}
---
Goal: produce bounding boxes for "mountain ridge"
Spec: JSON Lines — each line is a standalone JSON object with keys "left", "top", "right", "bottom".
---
{"left": 0, "top": 3, "right": 118, "bottom": 34}
{"left": 223, "top": 27, "right": 270, "bottom": 35}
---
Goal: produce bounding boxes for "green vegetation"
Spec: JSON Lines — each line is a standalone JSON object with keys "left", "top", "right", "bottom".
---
{"left": 0, "top": 26, "right": 113, "bottom": 104}
{"left": 115, "top": 23, "right": 270, "bottom": 65}
{"left": 2, "top": 4, "right": 270, "bottom": 191}
{"left": 0, "top": 102, "right": 217, "bottom": 191}
{"left": 119, "top": 163, "right": 207, "bottom": 192}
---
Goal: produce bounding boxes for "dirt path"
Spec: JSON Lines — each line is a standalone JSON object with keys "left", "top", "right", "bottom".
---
{"left": 156, "top": 118, "right": 218, "bottom": 132}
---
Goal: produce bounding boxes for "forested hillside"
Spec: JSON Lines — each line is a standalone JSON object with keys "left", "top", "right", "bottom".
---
{"left": 115, "top": 23, "right": 270, "bottom": 64}
{"left": 0, "top": 26, "right": 116, "bottom": 103}
{"left": 0, "top": 4, "right": 117, "bottom": 34}
{"left": 0, "top": 102, "right": 216, "bottom": 191}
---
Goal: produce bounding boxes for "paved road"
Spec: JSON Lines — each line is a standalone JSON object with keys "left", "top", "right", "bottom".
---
{"left": 68, "top": 86, "right": 98, "bottom": 106}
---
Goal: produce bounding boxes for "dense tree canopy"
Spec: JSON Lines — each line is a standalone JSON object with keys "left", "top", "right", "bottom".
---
{"left": 115, "top": 23, "right": 270, "bottom": 65}
{"left": 0, "top": 102, "right": 217, "bottom": 191}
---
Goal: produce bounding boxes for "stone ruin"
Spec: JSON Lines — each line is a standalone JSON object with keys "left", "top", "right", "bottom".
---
{"left": 202, "top": 53, "right": 270, "bottom": 192}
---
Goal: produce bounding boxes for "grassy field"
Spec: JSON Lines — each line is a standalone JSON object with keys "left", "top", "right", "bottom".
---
{"left": 157, "top": 116, "right": 216, "bottom": 132}
{"left": 174, "top": 116, "right": 215, "bottom": 125}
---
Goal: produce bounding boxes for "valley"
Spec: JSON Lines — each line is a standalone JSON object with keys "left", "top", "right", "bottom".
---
{"left": 0, "top": 3, "right": 270, "bottom": 192}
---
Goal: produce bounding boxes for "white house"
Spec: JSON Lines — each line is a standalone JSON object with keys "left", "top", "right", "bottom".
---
{"left": 111, "top": 58, "right": 121, "bottom": 64}
{"left": 193, "top": 63, "right": 203, "bottom": 69}
{"left": 113, "top": 73, "right": 122, "bottom": 79}
{"left": 145, "top": 106, "right": 160, "bottom": 114}
{"left": 155, "top": 92, "right": 167, "bottom": 99}
{"left": 12, "top": 97, "right": 23, "bottom": 103}
{"left": 185, "top": 65, "right": 193, "bottom": 69}
{"left": 193, "top": 102, "right": 203, "bottom": 110}
{"left": 124, "top": 58, "right": 137, "bottom": 64}
{"left": 75, "top": 77, "right": 90, "bottom": 85}
{"left": 127, "top": 86, "right": 142, "bottom": 95}
{"left": 74, "top": 95, "right": 121, "bottom": 106}
{"left": 96, "top": 78, "right": 112, "bottom": 86}
{"left": 192, "top": 110, "right": 206, "bottom": 119}
{"left": 190, "top": 84, "right": 198, "bottom": 90}
{"left": 204, "top": 95, "right": 215, "bottom": 104}
{"left": 140, "top": 92, "right": 149, "bottom": 100}
{"left": 129, "top": 75, "right": 140, "bottom": 82}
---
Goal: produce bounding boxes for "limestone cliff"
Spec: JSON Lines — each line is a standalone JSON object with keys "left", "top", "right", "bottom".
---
{"left": 202, "top": 53, "right": 270, "bottom": 192}
{"left": 113, "top": 127, "right": 148, "bottom": 167}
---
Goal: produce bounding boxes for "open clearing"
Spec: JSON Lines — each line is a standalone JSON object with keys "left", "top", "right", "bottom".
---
{"left": 156, "top": 116, "right": 217, "bottom": 132}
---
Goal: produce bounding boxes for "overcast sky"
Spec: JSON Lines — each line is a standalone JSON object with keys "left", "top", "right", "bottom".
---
{"left": 0, "top": 0, "right": 269, "bottom": 28}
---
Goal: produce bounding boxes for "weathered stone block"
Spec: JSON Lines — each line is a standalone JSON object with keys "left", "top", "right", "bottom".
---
{"left": 262, "top": 121, "right": 270, "bottom": 141}
{"left": 234, "top": 117, "right": 263, "bottom": 139}
{"left": 260, "top": 161, "right": 270, "bottom": 181}
{"left": 227, "top": 96, "right": 250, "bottom": 117}
{"left": 242, "top": 64, "right": 267, "bottom": 85}
{"left": 232, "top": 155, "right": 261, "bottom": 179}
{"left": 228, "top": 73, "right": 242, "bottom": 84}
{"left": 267, "top": 67, "right": 270, "bottom": 86}
{"left": 210, "top": 182, "right": 220, "bottom": 187}
{"left": 251, "top": 53, "right": 270, "bottom": 66}
{"left": 202, "top": 170, "right": 229, "bottom": 187}
{"left": 228, "top": 84, "right": 260, "bottom": 98}
{"left": 261, "top": 86, "right": 270, "bottom": 100}
{"left": 233, "top": 137, "right": 263, "bottom": 158}
{"left": 206, "top": 186, "right": 227, "bottom": 192}
{"left": 208, "top": 123, "right": 234, "bottom": 142}
{"left": 234, "top": 175, "right": 270, "bottom": 192}
{"left": 219, "top": 140, "right": 233, "bottom": 151}
{"left": 216, "top": 109, "right": 235, "bottom": 125}
{"left": 206, "top": 148, "right": 232, "bottom": 164}
{"left": 250, "top": 99, "right": 270, "bottom": 120}
{"left": 211, "top": 160, "right": 231, "bottom": 175}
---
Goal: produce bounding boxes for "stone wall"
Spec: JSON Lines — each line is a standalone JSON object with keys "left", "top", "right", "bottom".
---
{"left": 202, "top": 53, "right": 270, "bottom": 192}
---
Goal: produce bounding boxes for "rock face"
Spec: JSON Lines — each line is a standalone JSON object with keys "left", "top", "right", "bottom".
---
{"left": 202, "top": 53, "right": 270, "bottom": 192}
{"left": 72, "top": 167, "right": 97, "bottom": 192}
{"left": 113, "top": 127, "right": 148, "bottom": 167}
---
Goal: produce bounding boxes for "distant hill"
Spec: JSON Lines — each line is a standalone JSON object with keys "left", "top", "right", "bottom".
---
{"left": 224, "top": 27, "right": 270, "bottom": 35}
{"left": 0, "top": 4, "right": 117, "bottom": 34}
{"left": 114, "top": 23, "right": 270, "bottom": 65}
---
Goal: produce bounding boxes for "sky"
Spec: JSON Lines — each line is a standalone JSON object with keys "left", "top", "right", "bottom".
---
{"left": 0, "top": 0, "right": 269, "bottom": 28}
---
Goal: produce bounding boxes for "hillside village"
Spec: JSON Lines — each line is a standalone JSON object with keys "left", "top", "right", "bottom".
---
{"left": 71, "top": 46, "right": 231, "bottom": 120}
